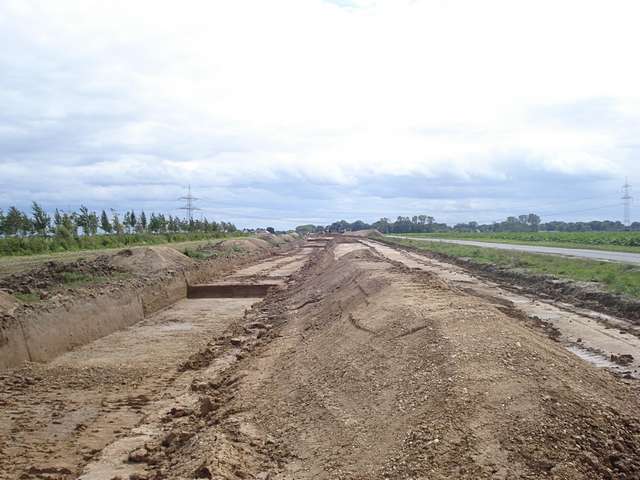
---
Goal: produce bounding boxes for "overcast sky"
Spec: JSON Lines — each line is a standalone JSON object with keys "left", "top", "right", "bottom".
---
{"left": 1, "top": 0, "right": 639, "bottom": 229}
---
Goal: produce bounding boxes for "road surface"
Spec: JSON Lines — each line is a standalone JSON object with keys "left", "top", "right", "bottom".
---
{"left": 388, "top": 235, "right": 640, "bottom": 265}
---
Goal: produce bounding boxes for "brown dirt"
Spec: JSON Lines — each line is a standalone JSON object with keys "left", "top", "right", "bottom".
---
{"left": 377, "top": 237, "right": 640, "bottom": 324}
{"left": 214, "top": 238, "right": 274, "bottom": 254}
{"left": 0, "top": 244, "right": 311, "bottom": 480}
{"left": 0, "top": 290, "right": 18, "bottom": 315}
{"left": 0, "top": 256, "right": 124, "bottom": 298}
{"left": 344, "top": 228, "right": 384, "bottom": 239}
{"left": 109, "top": 246, "right": 194, "bottom": 275}
{"left": 2, "top": 238, "right": 640, "bottom": 479}
{"left": 257, "top": 233, "right": 286, "bottom": 246}
{"left": 134, "top": 240, "right": 640, "bottom": 479}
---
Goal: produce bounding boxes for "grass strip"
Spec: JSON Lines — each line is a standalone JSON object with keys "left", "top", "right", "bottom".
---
{"left": 384, "top": 237, "right": 640, "bottom": 299}
{"left": 400, "top": 233, "right": 640, "bottom": 254}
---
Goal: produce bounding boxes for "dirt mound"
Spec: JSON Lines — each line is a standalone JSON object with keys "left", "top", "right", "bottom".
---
{"left": 257, "top": 232, "right": 285, "bottom": 246}
{"left": 109, "top": 246, "right": 194, "bottom": 275}
{"left": 0, "top": 256, "right": 123, "bottom": 296}
{"left": 154, "top": 243, "right": 640, "bottom": 479}
{"left": 280, "top": 234, "right": 295, "bottom": 242}
{"left": 345, "top": 229, "right": 384, "bottom": 239}
{"left": 214, "top": 238, "right": 273, "bottom": 254}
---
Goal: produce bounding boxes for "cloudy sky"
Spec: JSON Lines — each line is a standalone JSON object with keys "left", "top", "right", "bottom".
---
{"left": 1, "top": 0, "right": 639, "bottom": 229}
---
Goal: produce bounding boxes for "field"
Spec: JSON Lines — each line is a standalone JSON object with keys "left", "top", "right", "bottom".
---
{"left": 402, "top": 231, "right": 640, "bottom": 253}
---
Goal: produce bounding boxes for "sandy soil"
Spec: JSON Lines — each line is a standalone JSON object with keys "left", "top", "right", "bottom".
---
{"left": 0, "top": 245, "right": 310, "bottom": 480}
{"left": 2, "top": 237, "right": 640, "bottom": 479}
{"left": 364, "top": 240, "right": 640, "bottom": 378}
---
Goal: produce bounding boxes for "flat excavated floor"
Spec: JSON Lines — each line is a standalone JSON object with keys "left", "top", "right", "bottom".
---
{"left": 0, "top": 247, "right": 311, "bottom": 480}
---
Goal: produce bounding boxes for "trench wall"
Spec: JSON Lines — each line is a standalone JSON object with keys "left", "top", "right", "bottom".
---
{"left": 0, "top": 243, "right": 300, "bottom": 370}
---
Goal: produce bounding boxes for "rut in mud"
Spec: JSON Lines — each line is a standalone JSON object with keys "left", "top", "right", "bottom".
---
{"left": 2, "top": 237, "right": 640, "bottom": 479}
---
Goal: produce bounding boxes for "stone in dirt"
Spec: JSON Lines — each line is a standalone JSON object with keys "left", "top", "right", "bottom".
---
{"left": 194, "top": 463, "right": 213, "bottom": 479}
{"left": 247, "top": 322, "right": 269, "bottom": 330}
{"left": 610, "top": 353, "right": 634, "bottom": 366}
{"left": 128, "top": 447, "right": 150, "bottom": 463}
{"left": 0, "top": 289, "right": 18, "bottom": 314}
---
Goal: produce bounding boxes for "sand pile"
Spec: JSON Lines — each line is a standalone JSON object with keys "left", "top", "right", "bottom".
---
{"left": 110, "top": 246, "right": 194, "bottom": 275}
{"left": 345, "top": 229, "right": 384, "bottom": 239}
{"left": 257, "top": 233, "right": 286, "bottom": 246}
{"left": 215, "top": 238, "right": 273, "bottom": 254}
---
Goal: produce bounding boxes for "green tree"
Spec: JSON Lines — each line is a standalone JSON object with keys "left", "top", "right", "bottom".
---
{"left": 31, "top": 202, "right": 51, "bottom": 236}
{"left": 112, "top": 211, "right": 124, "bottom": 235}
{"left": 62, "top": 213, "right": 77, "bottom": 236}
{"left": 129, "top": 211, "right": 137, "bottom": 233}
{"left": 77, "top": 205, "right": 91, "bottom": 235}
{"left": 4, "top": 207, "right": 27, "bottom": 235}
{"left": 123, "top": 212, "right": 132, "bottom": 233}
{"left": 100, "top": 210, "right": 112, "bottom": 234}
{"left": 87, "top": 211, "right": 99, "bottom": 235}
{"left": 54, "top": 209, "right": 63, "bottom": 228}
{"left": 140, "top": 211, "right": 147, "bottom": 231}
{"left": 0, "top": 209, "right": 5, "bottom": 235}
{"left": 527, "top": 213, "right": 541, "bottom": 232}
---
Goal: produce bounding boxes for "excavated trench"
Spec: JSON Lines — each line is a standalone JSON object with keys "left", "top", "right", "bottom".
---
{"left": 187, "top": 283, "right": 279, "bottom": 299}
{"left": 3, "top": 238, "right": 640, "bottom": 479}
{"left": 0, "top": 244, "right": 315, "bottom": 479}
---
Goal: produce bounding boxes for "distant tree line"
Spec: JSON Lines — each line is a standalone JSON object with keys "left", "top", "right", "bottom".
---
{"left": 297, "top": 214, "right": 640, "bottom": 234}
{"left": 0, "top": 202, "right": 237, "bottom": 238}
{"left": 0, "top": 203, "right": 239, "bottom": 256}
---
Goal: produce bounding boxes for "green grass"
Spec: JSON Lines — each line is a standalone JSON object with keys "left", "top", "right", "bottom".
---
{"left": 384, "top": 237, "right": 640, "bottom": 299}
{"left": 13, "top": 292, "right": 40, "bottom": 303}
{"left": 399, "top": 231, "right": 640, "bottom": 253}
{"left": 60, "top": 271, "right": 130, "bottom": 288}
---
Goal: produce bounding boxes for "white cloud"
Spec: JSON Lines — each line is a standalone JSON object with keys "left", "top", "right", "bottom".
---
{"left": 1, "top": 0, "right": 639, "bottom": 226}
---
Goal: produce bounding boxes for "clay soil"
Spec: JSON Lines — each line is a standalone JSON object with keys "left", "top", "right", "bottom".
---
{"left": 2, "top": 238, "right": 640, "bottom": 479}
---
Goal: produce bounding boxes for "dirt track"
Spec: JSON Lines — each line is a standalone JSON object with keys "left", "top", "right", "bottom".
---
{"left": 2, "top": 238, "right": 640, "bottom": 479}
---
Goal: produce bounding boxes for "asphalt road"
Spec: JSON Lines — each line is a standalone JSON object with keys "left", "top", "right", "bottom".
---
{"left": 388, "top": 236, "right": 640, "bottom": 265}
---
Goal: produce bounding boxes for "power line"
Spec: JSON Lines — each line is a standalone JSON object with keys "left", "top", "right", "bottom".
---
{"left": 540, "top": 203, "right": 624, "bottom": 219}
{"left": 622, "top": 178, "right": 633, "bottom": 227}
{"left": 178, "top": 184, "right": 201, "bottom": 221}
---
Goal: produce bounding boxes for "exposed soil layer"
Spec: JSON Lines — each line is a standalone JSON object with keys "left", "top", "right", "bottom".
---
{"left": 109, "top": 246, "right": 195, "bottom": 275}
{"left": 0, "top": 242, "right": 311, "bottom": 480}
{"left": 0, "top": 237, "right": 302, "bottom": 369}
{"left": 0, "top": 256, "right": 124, "bottom": 296}
{"left": 2, "top": 238, "right": 640, "bottom": 479}
{"left": 378, "top": 237, "right": 640, "bottom": 324}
